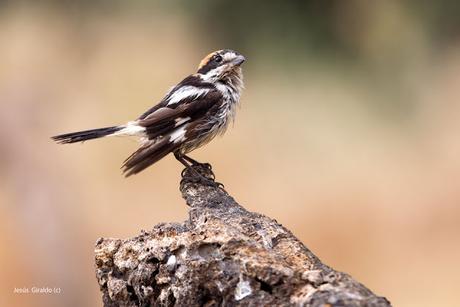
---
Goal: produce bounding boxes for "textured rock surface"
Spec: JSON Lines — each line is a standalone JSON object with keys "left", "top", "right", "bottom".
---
{"left": 95, "top": 166, "right": 391, "bottom": 306}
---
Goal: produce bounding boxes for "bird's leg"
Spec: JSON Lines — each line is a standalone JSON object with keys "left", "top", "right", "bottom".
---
{"left": 175, "top": 155, "right": 199, "bottom": 179}
{"left": 174, "top": 152, "right": 222, "bottom": 188}
{"left": 181, "top": 154, "right": 212, "bottom": 171}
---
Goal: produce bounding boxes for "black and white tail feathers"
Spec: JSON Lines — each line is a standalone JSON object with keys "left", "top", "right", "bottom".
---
{"left": 51, "top": 126, "right": 123, "bottom": 144}
{"left": 51, "top": 123, "right": 176, "bottom": 177}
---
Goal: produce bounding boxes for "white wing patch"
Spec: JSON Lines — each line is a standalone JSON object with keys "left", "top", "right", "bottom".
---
{"left": 174, "top": 117, "right": 191, "bottom": 127}
{"left": 169, "top": 125, "right": 188, "bottom": 144}
{"left": 166, "top": 86, "right": 210, "bottom": 106}
{"left": 114, "top": 121, "right": 146, "bottom": 136}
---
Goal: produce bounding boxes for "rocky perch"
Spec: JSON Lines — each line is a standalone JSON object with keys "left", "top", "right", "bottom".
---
{"left": 95, "top": 166, "right": 391, "bottom": 306}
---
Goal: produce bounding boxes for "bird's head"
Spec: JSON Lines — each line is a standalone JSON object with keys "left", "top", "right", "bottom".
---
{"left": 197, "top": 49, "right": 245, "bottom": 83}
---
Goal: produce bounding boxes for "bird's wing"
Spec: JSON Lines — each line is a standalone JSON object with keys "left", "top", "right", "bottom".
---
{"left": 137, "top": 88, "right": 222, "bottom": 139}
{"left": 137, "top": 75, "right": 216, "bottom": 121}
{"left": 122, "top": 87, "right": 222, "bottom": 176}
{"left": 122, "top": 137, "right": 177, "bottom": 176}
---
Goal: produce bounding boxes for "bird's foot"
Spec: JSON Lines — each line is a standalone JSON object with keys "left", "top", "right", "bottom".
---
{"left": 192, "top": 162, "right": 212, "bottom": 170}
{"left": 181, "top": 173, "right": 224, "bottom": 189}
{"left": 180, "top": 164, "right": 223, "bottom": 189}
{"left": 181, "top": 155, "right": 213, "bottom": 171}
{"left": 181, "top": 163, "right": 215, "bottom": 180}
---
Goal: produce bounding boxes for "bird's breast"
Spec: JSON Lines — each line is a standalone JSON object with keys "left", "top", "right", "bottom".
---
{"left": 179, "top": 73, "right": 243, "bottom": 153}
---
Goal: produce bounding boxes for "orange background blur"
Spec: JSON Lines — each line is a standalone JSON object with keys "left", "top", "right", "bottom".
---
{"left": 1, "top": 1, "right": 460, "bottom": 306}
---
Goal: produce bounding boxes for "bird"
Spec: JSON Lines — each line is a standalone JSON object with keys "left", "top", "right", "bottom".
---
{"left": 52, "top": 49, "right": 245, "bottom": 183}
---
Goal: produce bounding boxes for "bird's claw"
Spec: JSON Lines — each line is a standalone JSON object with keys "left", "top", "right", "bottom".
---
{"left": 180, "top": 166, "right": 224, "bottom": 190}
{"left": 214, "top": 181, "right": 225, "bottom": 189}
{"left": 193, "top": 162, "right": 212, "bottom": 170}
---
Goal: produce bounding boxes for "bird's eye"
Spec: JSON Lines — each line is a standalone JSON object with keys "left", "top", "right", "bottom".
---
{"left": 214, "top": 55, "right": 223, "bottom": 63}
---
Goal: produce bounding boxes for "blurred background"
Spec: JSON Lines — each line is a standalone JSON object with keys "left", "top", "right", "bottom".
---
{"left": 1, "top": 0, "right": 460, "bottom": 306}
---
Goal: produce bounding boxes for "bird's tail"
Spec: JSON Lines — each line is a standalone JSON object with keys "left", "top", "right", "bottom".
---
{"left": 51, "top": 126, "right": 123, "bottom": 144}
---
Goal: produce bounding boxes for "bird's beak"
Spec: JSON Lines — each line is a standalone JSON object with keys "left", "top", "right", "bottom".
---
{"left": 232, "top": 55, "right": 246, "bottom": 66}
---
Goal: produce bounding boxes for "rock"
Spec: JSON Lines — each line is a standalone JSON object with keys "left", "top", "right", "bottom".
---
{"left": 95, "top": 165, "right": 391, "bottom": 306}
